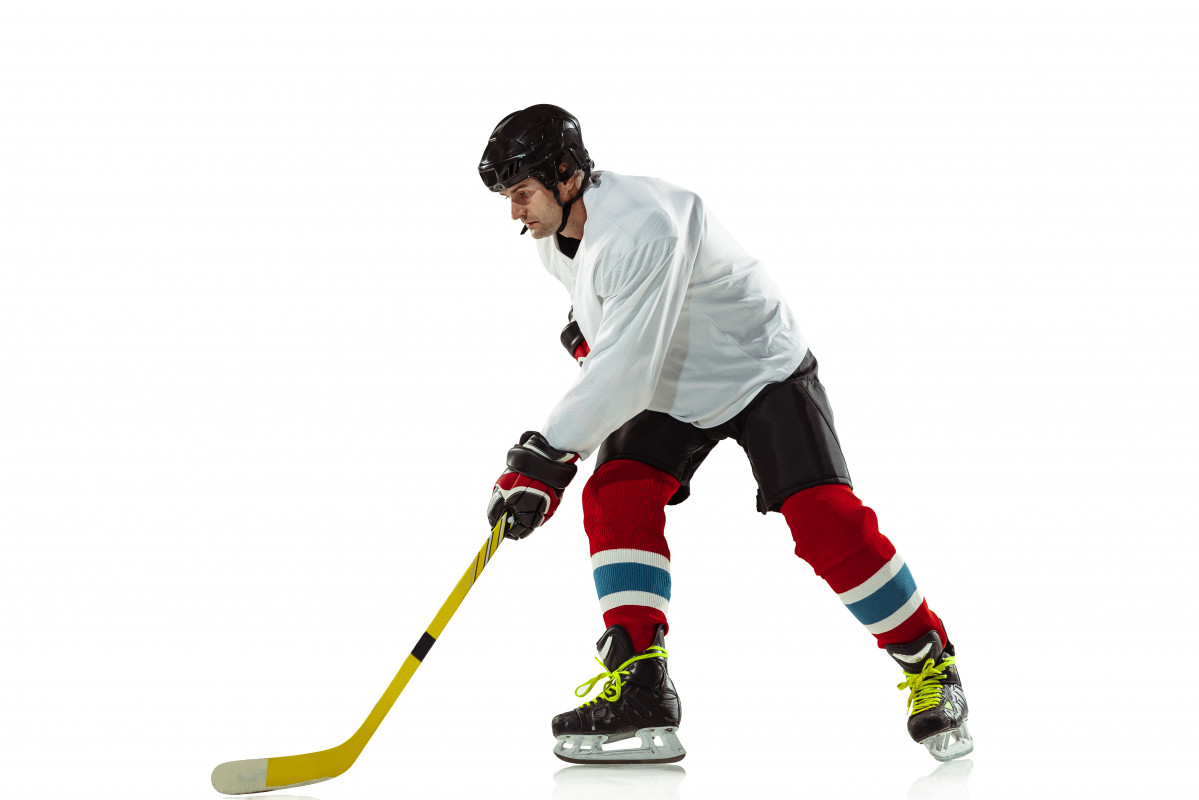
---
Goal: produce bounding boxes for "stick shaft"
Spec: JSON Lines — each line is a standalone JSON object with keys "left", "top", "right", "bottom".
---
{"left": 267, "top": 520, "right": 507, "bottom": 788}
{"left": 340, "top": 521, "right": 506, "bottom": 751}
{"left": 213, "top": 518, "right": 509, "bottom": 794}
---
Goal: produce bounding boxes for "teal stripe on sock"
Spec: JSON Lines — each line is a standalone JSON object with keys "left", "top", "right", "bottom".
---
{"left": 593, "top": 562, "right": 671, "bottom": 601}
{"left": 844, "top": 564, "right": 917, "bottom": 626}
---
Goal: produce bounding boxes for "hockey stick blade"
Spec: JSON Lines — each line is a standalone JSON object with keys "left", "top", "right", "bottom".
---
{"left": 211, "top": 515, "right": 511, "bottom": 794}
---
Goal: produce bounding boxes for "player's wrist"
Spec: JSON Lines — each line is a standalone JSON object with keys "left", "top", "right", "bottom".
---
{"left": 560, "top": 307, "right": 590, "bottom": 367}
{"left": 506, "top": 431, "right": 579, "bottom": 490}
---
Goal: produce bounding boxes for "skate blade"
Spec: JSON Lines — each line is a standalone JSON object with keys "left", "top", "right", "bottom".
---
{"left": 920, "top": 721, "right": 973, "bottom": 762}
{"left": 553, "top": 727, "right": 686, "bottom": 765}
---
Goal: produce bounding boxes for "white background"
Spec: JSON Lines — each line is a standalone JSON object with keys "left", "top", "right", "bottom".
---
{"left": 2, "top": 2, "right": 1196, "bottom": 799}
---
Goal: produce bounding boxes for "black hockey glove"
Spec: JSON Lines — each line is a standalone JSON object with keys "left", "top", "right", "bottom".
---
{"left": 560, "top": 307, "right": 590, "bottom": 366}
{"left": 487, "top": 431, "right": 579, "bottom": 540}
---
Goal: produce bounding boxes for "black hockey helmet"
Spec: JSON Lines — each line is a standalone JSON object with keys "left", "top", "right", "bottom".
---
{"left": 478, "top": 104, "right": 594, "bottom": 196}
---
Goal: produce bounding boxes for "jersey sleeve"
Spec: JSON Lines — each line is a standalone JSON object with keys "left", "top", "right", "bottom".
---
{"left": 541, "top": 235, "right": 691, "bottom": 459}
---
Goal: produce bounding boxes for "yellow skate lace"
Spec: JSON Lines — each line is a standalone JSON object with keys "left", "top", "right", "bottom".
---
{"left": 573, "top": 646, "right": 668, "bottom": 707}
{"left": 898, "top": 655, "right": 956, "bottom": 715}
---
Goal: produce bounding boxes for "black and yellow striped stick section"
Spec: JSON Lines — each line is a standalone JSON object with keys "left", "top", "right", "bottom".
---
{"left": 211, "top": 514, "right": 511, "bottom": 795}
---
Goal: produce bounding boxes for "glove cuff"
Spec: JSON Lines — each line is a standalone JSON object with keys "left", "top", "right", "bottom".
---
{"left": 560, "top": 319, "right": 586, "bottom": 358}
{"left": 506, "top": 431, "right": 578, "bottom": 490}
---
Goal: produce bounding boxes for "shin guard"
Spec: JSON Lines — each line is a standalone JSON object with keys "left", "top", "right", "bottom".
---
{"left": 582, "top": 460, "right": 679, "bottom": 653}
{"left": 781, "top": 484, "right": 947, "bottom": 649}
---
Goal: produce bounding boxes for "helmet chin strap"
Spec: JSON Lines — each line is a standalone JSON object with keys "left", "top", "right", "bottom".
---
{"left": 555, "top": 196, "right": 575, "bottom": 235}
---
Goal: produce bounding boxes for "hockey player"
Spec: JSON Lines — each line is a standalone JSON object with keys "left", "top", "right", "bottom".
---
{"left": 478, "top": 104, "right": 972, "bottom": 765}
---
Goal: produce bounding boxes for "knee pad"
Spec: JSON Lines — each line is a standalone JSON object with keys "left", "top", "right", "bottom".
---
{"left": 780, "top": 484, "right": 895, "bottom": 578}
{"left": 582, "top": 459, "right": 681, "bottom": 529}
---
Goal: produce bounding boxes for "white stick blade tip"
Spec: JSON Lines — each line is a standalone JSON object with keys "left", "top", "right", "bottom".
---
{"left": 211, "top": 758, "right": 268, "bottom": 795}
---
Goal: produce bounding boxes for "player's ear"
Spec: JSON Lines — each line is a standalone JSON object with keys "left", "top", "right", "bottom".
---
{"left": 558, "top": 164, "right": 583, "bottom": 199}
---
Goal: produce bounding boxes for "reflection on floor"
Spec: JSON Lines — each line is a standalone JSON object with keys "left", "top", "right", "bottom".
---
{"left": 548, "top": 757, "right": 973, "bottom": 800}
{"left": 909, "top": 758, "right": 973, "bottom": 800}
{"left": 553, "top": 764, "right": 686, "bottom": 800}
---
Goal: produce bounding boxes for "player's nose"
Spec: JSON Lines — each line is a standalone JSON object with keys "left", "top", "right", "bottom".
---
{"left": 510, "top": 200, "right": 523, "bottom": 221}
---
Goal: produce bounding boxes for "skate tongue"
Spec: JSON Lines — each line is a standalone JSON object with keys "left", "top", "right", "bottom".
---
{"left": 595, "top": 625, "right": 636, "bottom": 672}
{"left": 884, "top": 630, "right": 945, "bottom": 673}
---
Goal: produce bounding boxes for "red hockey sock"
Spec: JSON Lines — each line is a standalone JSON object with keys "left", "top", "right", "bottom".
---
{"left": 581, "top": 459, "right": 679, "bottom": 653}
{"left": 780, "top": 484, "right": 947, "bottom": 649}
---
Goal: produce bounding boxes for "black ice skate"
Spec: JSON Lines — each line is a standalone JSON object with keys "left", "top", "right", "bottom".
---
{"left": 885, "top": 630, "right": 973, "bottom": 762}
{"left": 551, "top": 624, "right": 685, "bottom": 765}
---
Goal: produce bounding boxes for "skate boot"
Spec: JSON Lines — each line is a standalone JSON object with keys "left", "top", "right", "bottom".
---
{"left": 551, "top": 624, "right": 685, "bottom": 765}
{"left": 885, "top": 630, "right": 973, "bottom": 762}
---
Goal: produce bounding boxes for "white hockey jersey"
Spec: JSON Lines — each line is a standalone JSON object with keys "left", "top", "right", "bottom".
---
{"left": 537, "top": 172, "right": 807, "bottom": 459}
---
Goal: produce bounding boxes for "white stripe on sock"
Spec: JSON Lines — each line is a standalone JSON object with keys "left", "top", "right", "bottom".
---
{"left": 864, "top": 589, "right": 925, "bottom": 635}
{"left": 590, "top": 548, "right": 671, "bottom": 572}
{"left": 598, "top": 590, "right": 671, "bottom": 614}
{"left": 836, "top": 552, "right": 906, "bottom": 607}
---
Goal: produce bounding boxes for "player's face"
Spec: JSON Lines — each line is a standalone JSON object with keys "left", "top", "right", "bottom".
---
{"left": 499, "top": 179, "right": 561, "bottom": 239}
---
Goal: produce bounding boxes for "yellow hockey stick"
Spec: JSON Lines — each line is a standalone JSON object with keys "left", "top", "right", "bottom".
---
{"left": 211, "top": 514, "right": 512, "bottom": 794}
